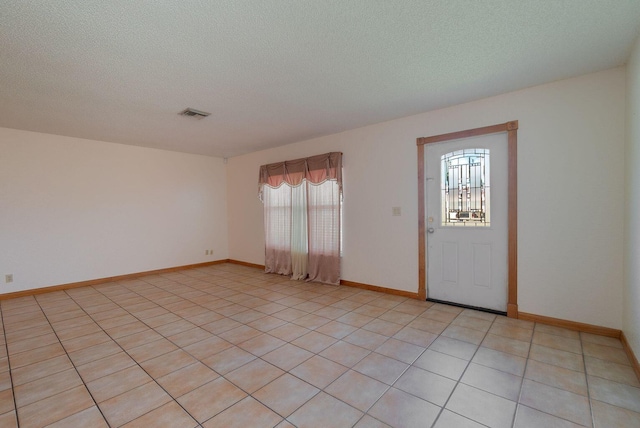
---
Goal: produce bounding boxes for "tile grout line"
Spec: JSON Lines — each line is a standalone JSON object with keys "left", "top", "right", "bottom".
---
{"left": 581, "top": 332, "right": 597, "bottom": 428}
{"left": 30, "top": 293, "right": 111, "bottom": 427}
{"left": 0, "top": 301, "right": 19, "bottom": 427}
{"left": 511, "top": 321, "right": 536, "bottom": 428}
{"left": 75, "top": 279, "right": 224, "bottom": 426}
{"left": 427, "top": 309, "right": 496, "bottom": 428}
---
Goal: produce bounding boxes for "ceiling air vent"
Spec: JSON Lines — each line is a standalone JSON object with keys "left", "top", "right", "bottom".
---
{"left": 179, "top": 108, "right": 211, "bottom": 119}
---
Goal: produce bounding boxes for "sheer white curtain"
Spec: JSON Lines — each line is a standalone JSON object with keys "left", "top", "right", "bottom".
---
{"left": 263, "top": 184, "right": 291, "bottom": 276}
{"left": 259, "top": 152, "right": 342, "bottom": 285}
{"left": 307, "top": 180, "right": 341, "bottom": 284}
{"left": 290, "top": 183, "right": 308, "bottom": 280}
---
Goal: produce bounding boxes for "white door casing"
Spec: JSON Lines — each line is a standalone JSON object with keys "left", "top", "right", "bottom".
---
{"left": 425, "top": 133, "right": 508, "bottom": 312}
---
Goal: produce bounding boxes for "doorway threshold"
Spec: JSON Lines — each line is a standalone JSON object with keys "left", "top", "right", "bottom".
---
{"left": 426, "top": 298, "right": 507, "bottom": 317}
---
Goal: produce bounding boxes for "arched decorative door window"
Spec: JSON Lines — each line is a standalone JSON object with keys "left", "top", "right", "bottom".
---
{"left": 441, "top": 148, "right": 490, "bottom": 227}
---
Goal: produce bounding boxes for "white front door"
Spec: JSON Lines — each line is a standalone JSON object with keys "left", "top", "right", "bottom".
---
{"left": 425, "top": 133, "right": 508, "bottom": 312}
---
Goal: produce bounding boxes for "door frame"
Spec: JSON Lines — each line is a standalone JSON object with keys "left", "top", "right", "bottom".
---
{"left": 417, "top": 121, "right": 519, "bottom": 317}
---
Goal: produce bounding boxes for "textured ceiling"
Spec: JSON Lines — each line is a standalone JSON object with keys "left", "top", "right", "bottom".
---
{"left": 1, "top": 1, "right": 640, "bottom": 158}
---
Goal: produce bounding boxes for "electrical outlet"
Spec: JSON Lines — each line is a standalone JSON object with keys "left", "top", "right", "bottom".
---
{"left": 209, "top": 249, "right": 214, "bottom": 256}
{"left": 5, "top": 274, "right": 13, "bottom": 283}
{"left": 205, "top": 250, "right": 209, "bottom": 255}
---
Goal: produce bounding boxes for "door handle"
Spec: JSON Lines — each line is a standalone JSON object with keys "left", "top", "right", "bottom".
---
{"left": 427, "top": 227, "right": 435, "bottom": 234}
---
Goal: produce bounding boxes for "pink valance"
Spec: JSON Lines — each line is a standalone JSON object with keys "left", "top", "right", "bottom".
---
{"left": 258, "top": 152, "right": 343, "bottom": 199}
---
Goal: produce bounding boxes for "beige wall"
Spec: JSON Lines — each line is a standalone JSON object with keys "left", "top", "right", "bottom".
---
{"left": 227, "top": 67, "right": 626, "bottom": 329}
{"left": 0, "top": 128, "right": 229, "bottom": 293}
{"left": 624, "top": 35, "right": 640, "bottom": 359}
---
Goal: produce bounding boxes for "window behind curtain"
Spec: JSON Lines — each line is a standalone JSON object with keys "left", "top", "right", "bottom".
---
{"left": 259, "top": 152, "right": 342, "bottom": 285}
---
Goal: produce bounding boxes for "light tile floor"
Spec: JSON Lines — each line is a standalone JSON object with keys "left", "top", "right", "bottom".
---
{"left": 0, "top": 263, "right": 639, "bottom": 427}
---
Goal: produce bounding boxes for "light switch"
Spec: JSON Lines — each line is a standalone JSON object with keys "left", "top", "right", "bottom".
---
{"left": 392, "top": 207, "right": 401, "bottom": 216}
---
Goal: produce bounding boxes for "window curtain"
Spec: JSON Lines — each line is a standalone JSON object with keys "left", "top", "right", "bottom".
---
{"left": 259, "top": 152, "right": 342, "bottom": 285}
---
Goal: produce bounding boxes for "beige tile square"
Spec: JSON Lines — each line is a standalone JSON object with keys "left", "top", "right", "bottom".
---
{"left": 481, "top": 333, "right": 530, "bottom": 358}
{"left": 320, "top": 340, "right": 371, "bottom": 367}
{"left": 472, "top": 346, "right": 527, "bottom": 376}
{"left": 519, "top": 379, "right": 591, "bottom": 426}
{"left": 46, "top": 406, "right": 109, "bottom": 428}
{"left": 253, "top": 373, "right": 319, "bottom": 417}
{"left": 54, "top": 322, "right": 103, "bottom": 342}
{"left": 68, "top": 340, "right": 122, "bottom": 366}
{"left": 442, "top": 324, "right": 486, "bottom": 345}
{"left": 488, "top": 323, "right": 534, "bottom": 342}
{"left": 0, "top": 389, "right": 14, "bottom": 415}
{"left": 14, "top": 368, "right": 83, "bottom": 408}
{"left": 9, "top": 343, "right": 66, "bottom": 369}
{"left": 313, "top": 306, "right": 349, "bottom": 320}
{"left": 99, "top": 381, "right": 172, "bottom": 427}
{"left": 156, "top": 362, "right": 219, "bottom": 398}
{"left": 268, "top": 323, "right": 310, "bottom": 342}
{"left": 122, "top": 401, "right": 198, "bottom": 428}
{"left": 513, "top": 404, "right": 585, "bottom": 428}
{"left": 10, "top": 354, "right": 73, "bottom": 386}
{"left": 591, "top": 399, "right": 640, "bottom": 428}
{"left": 353, "top": 352, "right": 408, "bottom": 385}
{"left": 343, "top": 329, "right": 389, "bottom": 350}
{"left": 248, "top": 315, "right": 287, "bottom": 332}
{"left": 8, "top": 333, "right": 61, "bottom": 356}
{"left": 292, "top": 313, "right": 332, "bottom": 330}
{"left": 76, "top": 351, "right": 136, "bottom": 383}
{"left": 140, "top": 349, "right": 196, "bottom": 378}
{"left": 238, "top": 333, "right": 286, "bottom": 356}
{"left": 532, "top": 331, "right": 582, "bottom": 354}
{"left": 583, "top": 342, "right": 631, "bottom": 366}
{"left": 292, "top": 331, "right": 337, "bottom": 353}
{"left": 262, "top": 343, "right": 314, "bottom": 371}
{"left": 127, "top": 338, "right": 179, "bottom": 362}
{"left": 461, "top": 363, "right": 523, "bottom": 401}
{"left": 182, "top": 335, "right": 233, "bottom": 360}
{"left": 177, "top": 377, "right": 247, "bottom": 423}
{"left": 447, "top": 383, "right": 516, "bottom": 428}
{"left": 353, "top": 414, "right": 392, "bottom": 428}
{"left": 336, "top": 312, "right": 375, "bottom": 328}
{"left": 290, "top": 355, "right": 348, "bottom": 389}
{"left": 104, "top": 321, "right": 149, "bottom": 339}
{"left": 408, "top": 317, "right": 449, "bottom": 335}
{"left": 368, "top": 387, "right": 440, "bottom": 428}
{"left": 580, "top": 332, "right": 623, "bottom": 348}
{"left": 226, "top": 359, "right": 284, "bottom": 393}
{"left": 429, "top": 336, "right": 478, "bottom": 360}
{"left": 154, "top": 319, "right": 197, "bottom": 337}
{"left": 288, "top": 392, "right": 363, "bottom": 428}
{"left": 116, "top": 330, "right": 164, "bottom": 350}
{"left": 525, "top": 359, "right": 588, "bottom": 395}
{"left": 86, "top": 366, "right": 153, "bottom": 403}
{"left": 374, "top": 338, "right": 425, "bottom": 364}
{"left": 353, "top": 304, "right": 388, "bottom": 318}
{"left": 203, "top": 396, "right": 283, "bottom": 428}
{"left": 421, "top": 308, "right": 459, "bottom": 323}
{"left": 433, "top": 410, "right": 486, "bottom": 428}
{"left": 326, "top": 370, "right": 388, "bottom": 411}
{"left": 218, "top": 325, "right": 263, "bottom": 344}
{"left": 201, "top": 346, "right": 256, "bottom": 374}
{"left": 315, "top": 320, "right": 358, "bottom": 339}
{"left": 585, "top": 356, "right": 640, "bottom": 387}
{"left": 61, "top": 331, "right": 113, "bottom": 353}
{"left": 394, "top": 366, "right": 456, "bottom": 406}
{"left": 414, "top": 349, "right": 468, "bottom": 380}
{"left": 529, "top": 344, "right": 585, "bottom": 372}
{"left": 535, "top": 324, "right": 580, "bottom": 339}
{"left": 588, "top": 375, "right": 640, "bottom": 413}
{"left": 17, "top": 385, "right": 94, "bottom": 428}
{"left": 0, "top": 410, "right": 17, "bottom": 428}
